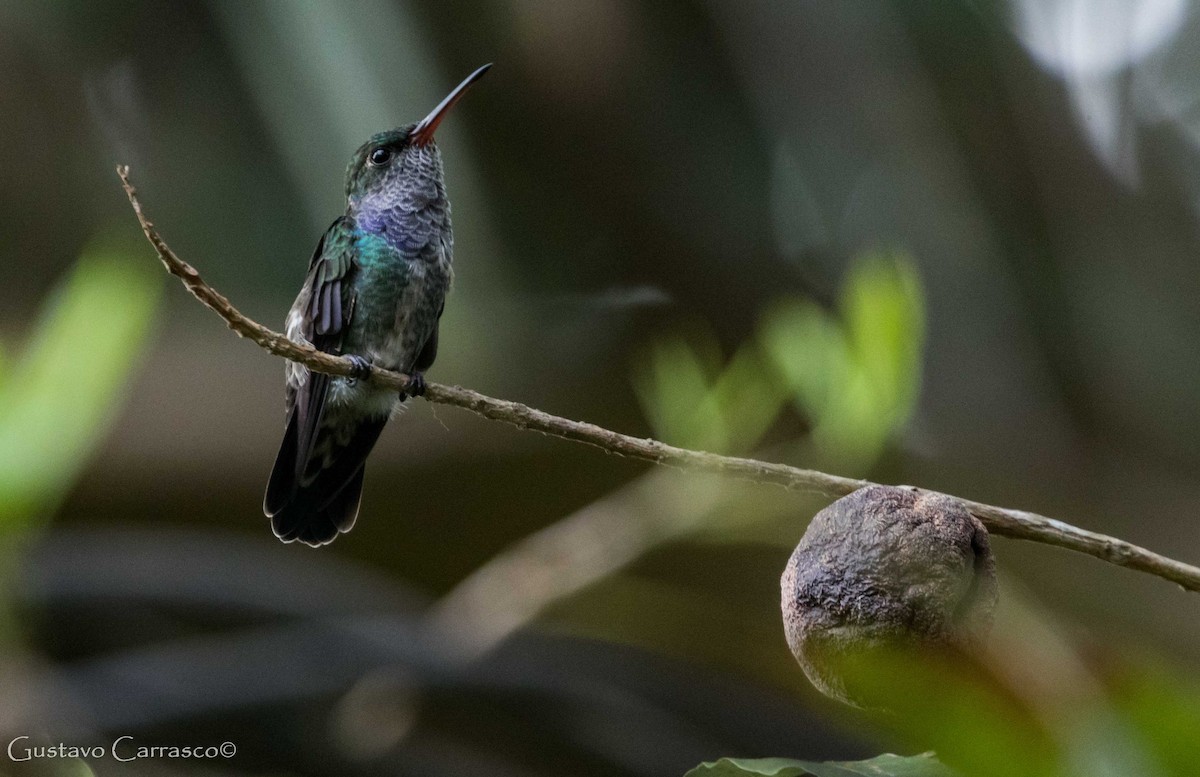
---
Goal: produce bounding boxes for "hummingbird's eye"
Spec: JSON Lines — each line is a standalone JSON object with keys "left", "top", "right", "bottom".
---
{"left": 368, "top": 147, "right": 393, "bottom": 166}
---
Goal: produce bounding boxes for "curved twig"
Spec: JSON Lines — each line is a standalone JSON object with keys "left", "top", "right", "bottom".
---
{"left": 118, "top": 165, "right": 1200, "bottom": 594}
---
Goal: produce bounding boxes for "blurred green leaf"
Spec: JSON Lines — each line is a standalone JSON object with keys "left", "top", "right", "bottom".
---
{"left": 0, "top": 243, "right": 161, "bottom": 530}
{"left": 635, "top": 329, "right": 788, "bottom": 454}
{"left": 827, "top": 649, "right": 1059, "bottom": 777}
{"left": 758, "top": 301, "right": 850, "bottom": 421}
{"left": 760, "top": 250, "right": 924, "bottom": 467}
{"left": 636, "top": 334, "right": 726, "bottom": 451}
{"left": 684, "top": 752, "right": 960, "bottom": 777}
{"left": 637, "top": 251, "right": 923, "bottom": 468}
{"left": 710, "top": 343, "right": 790, "bottom": 453}
{"left": 1111, "top": 663, "right": 1200, "bottom": 777}
{"left": 843, "top": 251, "right": 924, "bottom": 417}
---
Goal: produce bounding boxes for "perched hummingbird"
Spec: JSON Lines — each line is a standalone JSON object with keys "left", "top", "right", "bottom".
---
{"left": 264, "top": 64, "right": 491, "bottom": 547}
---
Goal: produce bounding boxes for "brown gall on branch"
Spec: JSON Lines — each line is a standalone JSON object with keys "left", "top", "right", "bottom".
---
{"left": 783, "top": 485, "right": 998, "bottom": 706}
{"left": 117, "top": 165, "right": 1200, "bottom": 594}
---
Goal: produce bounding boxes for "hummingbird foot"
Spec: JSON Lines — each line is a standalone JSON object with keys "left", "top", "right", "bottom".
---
{"left": 399, "top": 371, "right": 427, "bottom": 402}
{"left": 345, "top": 355, "right": 373, "bottom": 385}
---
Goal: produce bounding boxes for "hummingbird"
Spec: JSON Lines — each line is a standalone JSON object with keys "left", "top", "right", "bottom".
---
{"left": 264, "top": 63, "right": 491, "bottom": 547}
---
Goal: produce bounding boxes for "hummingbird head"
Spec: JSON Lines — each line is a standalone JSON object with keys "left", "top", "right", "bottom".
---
{"left": 344, "top": 64, "right": 491, "bottom": 212}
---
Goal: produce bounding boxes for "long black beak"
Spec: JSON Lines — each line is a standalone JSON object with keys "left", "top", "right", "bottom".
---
{"left": 410, "top": 63, "right": 492, "bottom": 147}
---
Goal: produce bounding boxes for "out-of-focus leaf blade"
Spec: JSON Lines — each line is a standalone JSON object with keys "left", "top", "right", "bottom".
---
{"left": 710, "top": 342, "right": 788, "bottom": 454}
{"left": 638, "top": 251, "right": 924, "bottom": 466}
{"left": 0, "top": 245, "right": 161, "bottom": 529}
{"left": 758, "top": 251, "right": 925, "bottom": 468}
{"left": 685, "top": 757, "right": 813, "bottom": 777}
{"left": 841, "top": 250, "right": 925, "bottom": 427}
{"left": 759, "top": 300, "right": 849, "bottom": 419}
{"left": 1111, "top": 663, "right": 1200, "bottom": 776}
{"left": 684, "top": 752, "right": 960, "bottom": 777}
{"left": 635, "top": 335, "right": 727, "bottom": 451}
{"left": 829, "top": 650, "right": 1059, "bottom": 777}
{"left": 635, "top": 329, "right": 785, "bottom": 455}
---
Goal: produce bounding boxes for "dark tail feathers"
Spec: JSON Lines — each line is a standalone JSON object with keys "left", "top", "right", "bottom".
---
{"left": 264, "top": 409, "right": 386, "bottom": 547}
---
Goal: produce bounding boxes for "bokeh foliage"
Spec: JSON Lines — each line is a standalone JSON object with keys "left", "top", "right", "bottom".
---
{"left": 0, "top": 241, "right": 160, "bottom": 530}
{"left": 636, "top": 250, "right": 924, "bottom": 467}
{"left": 685, "top": 752, "right": 960, "bottom": 777}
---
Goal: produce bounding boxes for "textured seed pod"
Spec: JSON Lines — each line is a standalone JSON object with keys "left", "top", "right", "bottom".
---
{"left": 781, "top": 485, "right": 998, "bottom": 706}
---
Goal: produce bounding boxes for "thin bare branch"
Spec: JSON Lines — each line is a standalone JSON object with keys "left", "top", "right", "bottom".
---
{"left": 118, "top": 165, "right": 1200, "bottom": 594}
